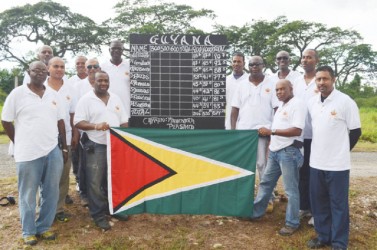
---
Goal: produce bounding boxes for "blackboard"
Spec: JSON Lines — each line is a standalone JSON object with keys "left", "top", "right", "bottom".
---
{"left": 129, "top": 34, "right": 228, "bottom": 129}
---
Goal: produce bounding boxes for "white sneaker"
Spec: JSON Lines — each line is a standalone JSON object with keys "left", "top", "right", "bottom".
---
{"left": 308, "top": 216, "right": 314, "bottom": 227}
{"left": 76, "top": 183, "right": 80, "bottom": 192}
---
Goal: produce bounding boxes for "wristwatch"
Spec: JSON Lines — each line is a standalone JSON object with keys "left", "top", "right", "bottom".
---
{"left": 271, "top": 129, "right": 277, "bottom": 136}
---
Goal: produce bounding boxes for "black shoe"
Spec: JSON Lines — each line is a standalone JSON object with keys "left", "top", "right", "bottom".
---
{"left": 95, "top": 217, "right": 111, "bottom": 231}
{"left": 65, "top": 195, "right": 73, "bottom": 204}
{"left": 307, "top": 238, "right": 328, "bottom": 249}
{"left": 111, "top": 213, "right": 129, "bottom": 221}
{"left": 55, "top": 212, "right": 70, "bottom": 222}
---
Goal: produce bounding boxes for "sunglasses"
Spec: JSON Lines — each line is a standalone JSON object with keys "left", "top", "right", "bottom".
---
{"left": 276, "top": 56, "right": 289, "bottom": 61}
{"left": 248, "top": 63, "right": 263, "bottom": 67}
{"left": 87, "top": 65, "right": 100, "bottom": 69}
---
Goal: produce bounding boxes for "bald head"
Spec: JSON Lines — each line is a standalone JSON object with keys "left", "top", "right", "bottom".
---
{"left": 28, "top": 61, "right": 48, "bottom": 85}
{"left": 48, "top": 57, "right": 65, "bottom": 80}
{"left": 37, "top": 45, "right": 53, "bottom": 65}
{"left": 275, "top": 79, "right": 293, "bottom": 103}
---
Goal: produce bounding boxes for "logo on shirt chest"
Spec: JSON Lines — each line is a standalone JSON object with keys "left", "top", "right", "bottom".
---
{"left": 330, "top": 109, "right": 337, "bottom": 118}
{"left": 115, "top": 105, "right": 120, "bottom": 112}
{"left": 66, "top": 95, "right": 71, "bottom": 101}
{"left": 265, "top": 88, "right": 271, "bottom": 93}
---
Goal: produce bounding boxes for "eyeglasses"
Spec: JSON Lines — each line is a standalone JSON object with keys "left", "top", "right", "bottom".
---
{"left": 52, "top": 65, "right": 65, "bottom": 69}
{"left": 30, "top": 69, "right": 48, "bottom": 74}
{"left": 87, "top": 65, "right": 100, "bottom": 69}
{"left": 248, "top": 63, "right": 263, "bottom": 67}
{"left": 276, "top": 56, "right": 289, "bottom": 61}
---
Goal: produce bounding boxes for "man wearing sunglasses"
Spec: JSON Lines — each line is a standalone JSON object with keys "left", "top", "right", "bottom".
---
{"left": 271, "top": 51, "right": 302, "bottom": 95}
{"left": 231, "top": 55, "right": 279, "bottom": 212}
{"left": 74, "top": 58, "right": 102, "bottom": 207}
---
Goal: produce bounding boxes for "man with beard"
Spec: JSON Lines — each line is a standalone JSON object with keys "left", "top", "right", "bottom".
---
{"left": 74, "top": 71, "right": 129, "bottom": 230}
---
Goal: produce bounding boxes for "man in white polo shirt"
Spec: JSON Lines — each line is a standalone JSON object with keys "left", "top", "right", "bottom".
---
{"left": 295, "top": 49, "right": 320, "bottom": 222}
{"left": 231, "top": 55, "right": 279, "bottom": 212}
{"left": 251, "top": 79, "right": 305, "bottom": 236}
{"left": 1, "top": 61, "right": 67, "bottom": 245}
{"left": 74, "top": 70, "right": 129, "bottom": 230}
{"left": 45, "top": 57, "right": 78, "bottom": 222}
{"left": 22, "top": 45, "right": 54, "bottom": 85}
{"left": 270, "top": 51, "right": 302, "bottom": 93}
{"left": 100, "top": 39, "right": 131, "bottom": 120}
{"left": 306, "top": 66, "right": 361, "bottom": 250}
{"left": 225, "top": 51, "right": 249, "bottom": 129}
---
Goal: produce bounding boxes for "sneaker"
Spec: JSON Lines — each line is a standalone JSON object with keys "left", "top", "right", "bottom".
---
{"left": 266, "top": 201, "right": 274, "bottom": 213}
{"left": 278, "top": 225, "right": 299, "bottom": 236}
{"left": 95, "top": 217, "right": 111, "bottom": 231}
{"left": 111, "top": 213, "right": 129, "bottom": 221}
{"left": 308, "top": 216, "right": 315, "bottom": 227}
{"left": 299, "top": 210, "right": 312, "bottom": 219}
{"left": 37, "top": 231, "right": 56, "bottom": 241}
{"left": 55, "top": 212, "right": 70, "bottom": 222}
{"left": 76, "top": 183, "right": 80, "bottom": 192}
{"left": 23, "top": 235, "right": 38, "bottom": 245}
{"left": 307, "top": 238, "right": 328, "bottom": 249}
{"left": 65, "top": 195, "right": 73, "bottom": 204}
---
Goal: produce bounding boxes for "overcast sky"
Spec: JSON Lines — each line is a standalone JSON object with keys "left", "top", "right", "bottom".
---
{"left": 0, "top": 0, "right": 376, "bottom": 70}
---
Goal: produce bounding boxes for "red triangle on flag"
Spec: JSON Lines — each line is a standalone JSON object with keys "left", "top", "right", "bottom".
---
{"left": 110, "top": 132, "right": 176, "bottom": 211}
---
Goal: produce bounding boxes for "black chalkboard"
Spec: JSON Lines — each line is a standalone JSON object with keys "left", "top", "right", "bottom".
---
{"left": 129, "top": 34, "right": 228, "bottom": 129}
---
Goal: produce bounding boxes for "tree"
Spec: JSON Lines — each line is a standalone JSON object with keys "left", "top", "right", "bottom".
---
{"left": 108, "top": 0, "right": 215, "bottom": 44}
{"left": 215, "top": 16, "right": 377, "bottom": 84}
{"left": 0, "top": 1, "right": 110, "bottom": 69}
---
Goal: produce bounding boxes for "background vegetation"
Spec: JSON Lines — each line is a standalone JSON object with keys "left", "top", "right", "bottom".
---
{"left": 0, "top": 0, "right": 375, "bottom": 146}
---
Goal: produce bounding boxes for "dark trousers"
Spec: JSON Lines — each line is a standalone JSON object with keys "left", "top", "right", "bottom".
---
{"left": 78, "top": 143, "right": 87, "bottom": 198}
{"left": 310, "top": 168, "right": 350, "bottom": 249}
{"left": 299, "top": 139, "right": 311, "bottom": 210}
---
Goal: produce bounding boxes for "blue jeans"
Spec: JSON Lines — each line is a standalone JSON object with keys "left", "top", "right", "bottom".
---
{"left": 310, "top": 168, "right": 350, "bottom": 249}
{"left": 84, "top": 141, "right": 108, "bottom": 221}
{"left": 252, "top": 146, "right": 303, "bottom": 228}
{"left": 16, "top": 145, "right": 63, "bottom": 238}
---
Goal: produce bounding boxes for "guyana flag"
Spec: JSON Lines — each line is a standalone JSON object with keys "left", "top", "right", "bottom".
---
{"left": 108, "top": 128, "right": 258, "bottom": 217}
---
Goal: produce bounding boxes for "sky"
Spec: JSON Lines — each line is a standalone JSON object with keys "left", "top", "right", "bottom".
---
{"left": 0, "top": 0, "right": 376, "bottom": 71}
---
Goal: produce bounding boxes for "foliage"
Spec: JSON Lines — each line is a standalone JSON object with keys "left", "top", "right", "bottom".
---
{"left": 0, "top": 1, "right": 110, "bottom": 69}
{"left": 339, "top": 74, "right": 377, "bottom": 99}
{"left": 214, "top": 16, "right": 377, "bottom": 85}
{"left": 359, "top": 107, "right": 377, "bottom": 143}
{"left": 108, "top": 0, "right": 216, "bottom": 44}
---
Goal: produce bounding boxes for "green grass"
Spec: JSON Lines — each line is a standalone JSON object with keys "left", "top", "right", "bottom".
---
{"left": 359, "top": 107, "right": 377, "bottom": 143}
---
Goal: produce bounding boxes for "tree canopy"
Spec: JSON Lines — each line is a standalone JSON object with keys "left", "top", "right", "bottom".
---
{"left": 0, "top": 1, "right": 110, "bottom": 69}
{"left": 0, "top": 1, "right": 375, "bottom": 90}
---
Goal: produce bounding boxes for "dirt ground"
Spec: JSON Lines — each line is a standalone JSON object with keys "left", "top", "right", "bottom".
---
{"left": 0, "top": 144, "right": 376, "bottom": 249}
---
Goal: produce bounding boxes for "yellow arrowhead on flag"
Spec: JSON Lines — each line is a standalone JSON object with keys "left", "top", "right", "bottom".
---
{"left": 111, "top": 129, "right": 253, "bottom": 213}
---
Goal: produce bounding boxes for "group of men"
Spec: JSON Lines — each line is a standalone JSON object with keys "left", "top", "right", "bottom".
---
{"left": 227, "top": 50, "right": 361, "bottom": 250}
{"left": 1, "top": 40, "right": 130, "bottom": 246}
{"left": 1, "top": 41, "right": 361, "bottom": 249}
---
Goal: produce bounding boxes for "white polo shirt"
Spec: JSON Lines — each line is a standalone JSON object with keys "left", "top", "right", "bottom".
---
{"left": 308, "top": 89, "right": 361, "bottom": 171}
{"left": 294, "top": 76, "right": 319, "bottom": 139}
{"left": 1, "top": 84, "right": 65, "bottom": 162}
{"left": 231, "top": 75, "right": 279, "bottom": 129}
{"left": 75, "top": 78, "right": 94, "bottom": 101}
{"left": 225, "top": 72, "right": 249, "bottom": 129}
{"left": 45, "top": 78, "right": 77, "bottom": 145}
{"left": 68, "top": 74, "right": 86, "bottom": 87}
{"left": 269, "top": 97, "right": 306, "bottom": 152}
{"left": 270, "top": 70, "right": 302, "bottom": 95}
{"left": 74, "top": 90, "right": 129, "bottom": 145}
{"left": 100, "top": 59, "right": 131, "bottom": 119}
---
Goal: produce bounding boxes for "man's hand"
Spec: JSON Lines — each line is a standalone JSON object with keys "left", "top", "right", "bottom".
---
{"left": 258, "top": 127, "right": 272, "bottom": 137}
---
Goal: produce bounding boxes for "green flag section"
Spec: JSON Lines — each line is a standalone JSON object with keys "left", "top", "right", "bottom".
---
{"left": 108, "top": 128, "right": 258, "bottom": 217}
